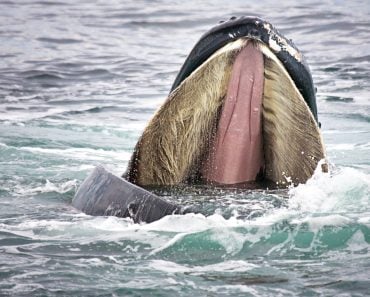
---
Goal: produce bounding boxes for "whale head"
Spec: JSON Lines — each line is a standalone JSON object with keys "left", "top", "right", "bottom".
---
{"left": 125, "top": 16, "right": 326, "bottom": 188}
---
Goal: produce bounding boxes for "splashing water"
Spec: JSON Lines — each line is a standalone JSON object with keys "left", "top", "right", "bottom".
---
{"left": 0, "top": 0, "right": 369, "bottom": 296}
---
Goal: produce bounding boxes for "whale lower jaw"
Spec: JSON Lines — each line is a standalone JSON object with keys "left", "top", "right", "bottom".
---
{"left": 126, "top": 38, "right": 326, "bottom": 187}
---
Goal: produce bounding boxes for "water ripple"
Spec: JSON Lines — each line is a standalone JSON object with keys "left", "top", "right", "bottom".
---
{"left": 0, "top": 0, "right": 369, "bottom": 296}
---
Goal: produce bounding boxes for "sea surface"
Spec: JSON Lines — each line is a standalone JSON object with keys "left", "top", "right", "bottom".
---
{"left": 0, "top": 0, "right": 369, "bottom": 296}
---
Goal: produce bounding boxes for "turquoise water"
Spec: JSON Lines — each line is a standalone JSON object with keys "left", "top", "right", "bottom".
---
{"left": 0, "top": 0, "right": 369, "bottom": 296}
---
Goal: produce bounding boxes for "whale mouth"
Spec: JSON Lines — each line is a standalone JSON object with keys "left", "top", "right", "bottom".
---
{"left": 200, "top": 41, "right": 265, "bottom": 185}
{"left": 125, "top": 38, "right": 325, "bottom": 188}
{"left": 73, "top": 17, "right": 327, "bottom": 225}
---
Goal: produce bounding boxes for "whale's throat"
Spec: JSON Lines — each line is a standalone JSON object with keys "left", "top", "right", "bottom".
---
{"left": 201, "top": 43, "right": 265, "bottom": 185}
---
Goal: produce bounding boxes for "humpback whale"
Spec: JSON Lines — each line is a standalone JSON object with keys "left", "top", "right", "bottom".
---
{"left": 73, "top": 16, "right": 326, "bottom": 223}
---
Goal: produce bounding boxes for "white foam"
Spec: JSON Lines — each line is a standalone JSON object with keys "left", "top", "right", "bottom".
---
{"left": 0, "top": 216, "right": 133, "bottom": 240}
{"left": 288, "top": 166, "right": 370, "bottom": 214}
{"left": 326, "top": 143, "right": 355, "bottom": 150}
{"left": 78, "top": 258, "right": 106, "bottom": 267}
{"left": 210, "top": 228, "right": 245, "bottom": 255}
{"left": 149, "top": 233, "right": 187, "bottom": 255}
{"left": 346, "top": 230, "right": 368, "bottom": 252}
{"left": 142, "top": 213, "right": 243, "bottom": 233}
{"left": 18, "top": 146, "right": 131, "bottom": 162}
{"left": 207, "top": 284, "right": 259, "bottom": 294}
{"left": 14, "top": 179, "right": 78, "bottom": 195}
{"left": 358, "top": 216, "right": 370, "bottom": 226}
{"left": 296, "top": 215, "right": 353, "bottom": 232}
{"left": 148, "top": 259, "right": 257, "bottom": 274}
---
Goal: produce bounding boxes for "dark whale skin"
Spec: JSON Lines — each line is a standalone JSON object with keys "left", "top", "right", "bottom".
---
{"left": 171, "top": 16, "right": 318, "bottom": 122}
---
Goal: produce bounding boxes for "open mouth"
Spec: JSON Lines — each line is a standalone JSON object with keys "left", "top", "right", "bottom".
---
{"left": 125, "top": 18, "right": 326, "bottom": 188}
{"left": 201, "top": 41, "right": 265, "bottom": 185}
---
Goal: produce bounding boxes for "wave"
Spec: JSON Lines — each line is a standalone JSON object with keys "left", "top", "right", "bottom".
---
{"left": 17, "top": 146, "right": 131, "bottom": 162}
{"left": 13, "top": 179, "right": 78, "bottom": 196}
{"left": 20, "top": 68, "right": 115, "bottom": 82}
{"left": 23, "top": 72, "right": 63, "bottom": 81}
{"left": 1, "top": 165, "right": 368, "bottom": 259}
{"left": 37, "top": 37, "right": 82, "bottom": 44}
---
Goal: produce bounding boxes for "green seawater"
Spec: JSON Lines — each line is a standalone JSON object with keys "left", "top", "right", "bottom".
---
{"left": 0, "top": 0, "right": 369, "bottom": 296}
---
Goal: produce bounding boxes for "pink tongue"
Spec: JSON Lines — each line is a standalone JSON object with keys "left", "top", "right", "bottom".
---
{"left": 201, "top": 42, "right": 265, "bottom": 184}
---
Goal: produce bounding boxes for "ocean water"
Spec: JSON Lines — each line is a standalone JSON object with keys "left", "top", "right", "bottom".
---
{"left": 0, "top": 0, "right": 369, "bottom": 296}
